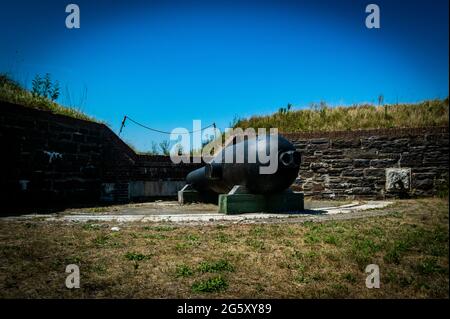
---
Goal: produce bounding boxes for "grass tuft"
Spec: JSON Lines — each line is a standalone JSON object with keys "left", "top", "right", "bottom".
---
{"left": 198, "top": 259, "right": 234, "bottom": 273}
{"left": 175, "top": 264, "right": 194, "bottom": 277}
{"left": 124, "top": 252, "right": 150, "bottom": 261}
{"left": 191, "top": 276, "right": 228, "bottom": 293}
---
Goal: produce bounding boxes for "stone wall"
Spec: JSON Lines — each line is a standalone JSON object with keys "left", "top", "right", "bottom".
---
{"left": 285, "top": 127, "right": 449, "bottom": 199}
{"left": 0, "top": 101, "right": 201, "bottom": 210}
{"left": 1, "top": 101, "right": 448, "bottom": 211}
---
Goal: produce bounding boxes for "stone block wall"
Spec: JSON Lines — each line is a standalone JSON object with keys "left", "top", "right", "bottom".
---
{"left": 284, "top": 127, "right": 449, "bottom": 199}
{"left": 0, "top": 102, "right": 201, "bottom": 210}
{"left": 1, "top": 101, "right": 448, "bottom": 211}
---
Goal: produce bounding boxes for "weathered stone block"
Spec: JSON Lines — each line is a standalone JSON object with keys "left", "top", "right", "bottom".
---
{"left": 345, "top": 187, "right": 374, "bottom": 195}
{"left": 370, "top": 159, "right": 398, "bottom": 168}
{"left": 310, "top": 138, "right": 329, "bottom": 144}
{"left": 412, "top": 178, "right": 434, "bottom": 190}
{"left": 72, "top": 132, "right": 85, "bottom": 143}
{"left": 386, "top": 168, "right": 411, "bottom": 192}
{"left": 332, "top": 139, "right": 360, "bottom": 148}
{"left": 353, "top": 159, "right": 371, "bottom": 168}
{"left": 364, "top": 168, "right": 385, "bottom": 178}
{"left": 323, "top": 158, "right": 352, "bottom": 168}
{"left": 310, "top": 162, "right": 329, "bottom": 170}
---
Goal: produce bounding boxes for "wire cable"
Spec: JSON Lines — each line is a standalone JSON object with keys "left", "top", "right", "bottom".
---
{"left": 119, "top": 115, "right": 216, "bottom": 135}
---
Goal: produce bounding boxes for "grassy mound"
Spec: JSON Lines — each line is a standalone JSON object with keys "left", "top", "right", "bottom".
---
{"left": 0, "top": 73, "right": 97, "bottom": 122}
{"left": 235, "top": 99, "right": 449, "bottom": 132}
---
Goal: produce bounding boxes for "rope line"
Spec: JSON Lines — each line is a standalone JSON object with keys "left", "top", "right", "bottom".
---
{"left": 119, "top": 115, "right": 216, "bottom": 135}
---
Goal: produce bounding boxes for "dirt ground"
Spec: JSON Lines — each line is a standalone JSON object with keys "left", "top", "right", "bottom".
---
{"left": 0, "top": 198, "right": 448, "bottom": 298}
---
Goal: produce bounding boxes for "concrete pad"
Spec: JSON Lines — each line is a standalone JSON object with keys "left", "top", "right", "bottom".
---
{"left": 31, "top": 200, "right": 393, "bottom": 223}
{"left": 218, "top": 192, "right": 304, "bottom": 214}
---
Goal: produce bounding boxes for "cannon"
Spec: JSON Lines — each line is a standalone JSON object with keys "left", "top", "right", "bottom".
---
{"left": 179, "top": 134, "right": 304, "bottom": 214}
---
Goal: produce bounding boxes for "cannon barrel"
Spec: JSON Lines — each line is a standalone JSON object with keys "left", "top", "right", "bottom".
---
{"left": 186, "top": 134, "right": 301, "bottom": 194}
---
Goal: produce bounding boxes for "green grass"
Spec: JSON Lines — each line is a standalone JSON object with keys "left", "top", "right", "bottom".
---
{"left": 191, "top": 276, "right": 228, "bottom": 293}
{"left": 0, "top": 73, "right": 97, "bottom": 122}
{"left": 215, "top": 232, "right": 231, "bottom": 243}
{"left": 82, "top": 223, "right": 102, "bottom": 231}
{"left": 0, "top": 198, "right": 447, "bottom": 298}
{"left": 152, "top": 225, "right": 176, "bottom": 232}
{"left": 198, "top": 259, "right": 234, "bottom": 273}
{"left": 245, "top": 238, "right": 266, "bottom": 251}
{"left": 124, "top": 252, "right": 150, "bottom": 261}
{"left": 175, "top": 264, "right": 194, "bottom": 277}
{"left": 92, "top": 235, "right": 110, "bottom": 246}
{"left": 234, "top": 99, "right": 449, "bottom": 132}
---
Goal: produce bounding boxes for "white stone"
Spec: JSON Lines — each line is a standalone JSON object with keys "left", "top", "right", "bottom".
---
{"left": 386, "top": 168, "right": 411, "bottom": 192}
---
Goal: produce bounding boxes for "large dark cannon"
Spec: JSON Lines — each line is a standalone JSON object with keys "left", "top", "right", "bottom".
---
{"left": 186, "top": 134, "right": 301, "bottom": 195}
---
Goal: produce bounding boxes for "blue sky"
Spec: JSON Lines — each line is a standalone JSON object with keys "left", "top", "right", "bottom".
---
{"left": 0, "top": 0, "right": 448, "bottom": 151}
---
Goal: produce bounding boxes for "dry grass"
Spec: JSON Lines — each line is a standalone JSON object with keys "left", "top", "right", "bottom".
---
{"left": 235, "top": 99, "right": 449, "bottom": 132}
{"left": 0, "top": 198, "right": 448, "bottom": 298}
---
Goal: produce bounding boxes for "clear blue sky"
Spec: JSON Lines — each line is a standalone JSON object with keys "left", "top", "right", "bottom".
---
{"left": 1, "top": 0, "right": 448, "bottom": 151}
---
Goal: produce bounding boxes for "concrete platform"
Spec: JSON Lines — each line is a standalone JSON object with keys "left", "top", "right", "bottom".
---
{"left": 179, "top": 185, "right": 304, "bottom": 214}
{"left": 218, "top": 192, "right": 304, "bottom": 214}
{"left": 1, "top": 200, "right": 394, "bottom": 224}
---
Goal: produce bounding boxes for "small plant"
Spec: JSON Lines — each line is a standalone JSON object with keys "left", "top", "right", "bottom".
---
{"left": 65, "top": 256, "right": 82, "bottom": 265}
{"left": 159, "top": 140, "right": 171, "bottom": 156}
{"left": 294, "top": 263, "right": 309, "bottom": 283}
{"left": 152, "top": 225, "right": 175, "bottom": 232}
{"left": 142, "top": 233, "right": 166, "bottom": 240}
{"left": 91, "top": 264, "right": 107, "bottom": 274}
{"left": 295, "top": 274, "right": 309, "bottom": 283}
{"left": 185, "top": 234, "right": 200, "bottom": 246}
{"left": 175, "top": 242, "right": 189, "bottom": 251}
{"left": 124, "top": 252, "right": 149, "bottom": 261}
{"left": 191, "top": 276, "right": 228, "bottom": 293}
{"left": 436, "top": 181, "right": 449, "bottom": 199}
{"left": 216, "top": 232, "right": 230, "bottom": 243}
{"left": 83, "top": 223, "right": 101, "bottom": 230}
{"left": 175, "top": 264, "right": 194, "bottom": 277}
{"left": 416, "top": 257, "right": 445, "bottom": 275}
{"left": 351, "top": 239, "right": 382, "bottom": 268}
{"left": 92, "top": 234, "right": 110, "bottom": 246}
{"left": 343, "top": 273, "right": 357, "bottom": 283}
{"left": 32, "top": 73, "right": 60, "bottom": 101}
{"left": 384, "top": 240, "right": 409, "bottom": 264}
{"left": 249, "top": 226, "right": 265, "bottom": 237}
{"left": 245, "top": 238, "right": 265, "bottom": 251}
{"left": 323, "top": 234, "right": 339, "bottom": 245}
{"left": 198, "top": 260, "right": 234, "bottom": 273}
{"left": 304, "top": 233, "right": 320, "bottom": 244}
{"left": 148, "top": 141, "right": 159, "bottom": 155}
{"left": 384, "top": 248, "right": 402, "bottom": 264}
